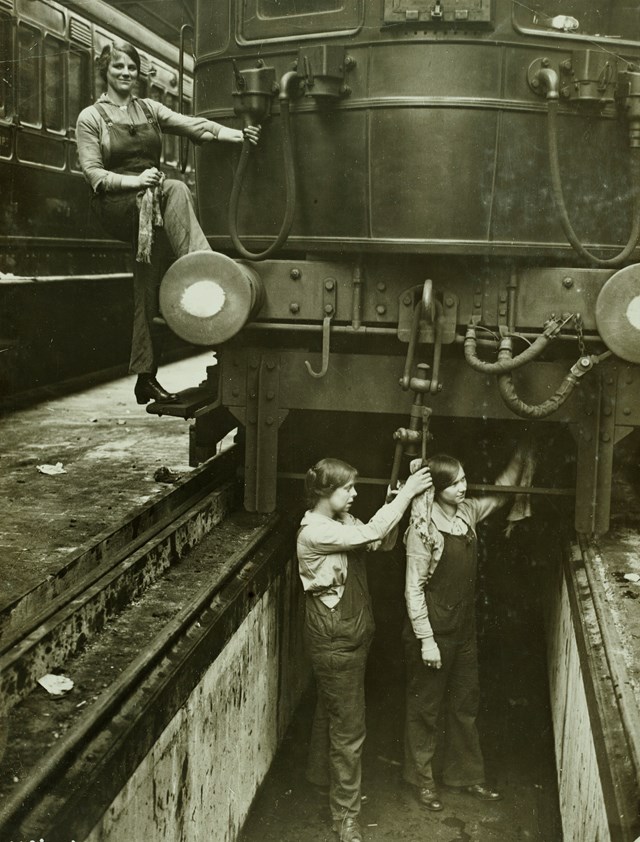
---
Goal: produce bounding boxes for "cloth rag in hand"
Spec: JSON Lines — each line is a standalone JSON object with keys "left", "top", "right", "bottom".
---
{"left": 136, "top": 172, "right": 165, "bottom": 263}
{"left": 505, "top": 448, "right": 537, "bottom": 537}
{"left": 404, "top": 457, "right": 444, "bottom": 579}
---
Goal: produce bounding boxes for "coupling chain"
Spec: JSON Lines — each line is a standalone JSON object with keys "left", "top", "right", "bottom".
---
{"left": 572, "top": 313, "right": 587, "bottom": 357}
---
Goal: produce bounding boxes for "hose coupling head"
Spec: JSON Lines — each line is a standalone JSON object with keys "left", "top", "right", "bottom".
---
{"left": 542, "top": 316, "right": 564, "bottom": 338}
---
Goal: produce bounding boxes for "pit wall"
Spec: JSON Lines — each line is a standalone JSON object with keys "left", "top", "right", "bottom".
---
{"left": 546, "top": 542, "right": 638, "bottom": 842}
{"left": 85, "top": 551, "right": 309, "bottom": 842}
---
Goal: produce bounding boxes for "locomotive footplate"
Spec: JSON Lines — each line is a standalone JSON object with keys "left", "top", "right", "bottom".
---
{"left": 146, "top": 364, "right": 220, "bottom": 419}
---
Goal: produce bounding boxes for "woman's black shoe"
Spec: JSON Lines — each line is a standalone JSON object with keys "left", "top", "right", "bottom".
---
{"left": 135, "top": 376, "right": 178, "bottom": 405}
{"left": 460, "top": 784, "right": 502, "bottom": 802}
{"left": 418, "top": 787, "right": 443, "bottom": 811}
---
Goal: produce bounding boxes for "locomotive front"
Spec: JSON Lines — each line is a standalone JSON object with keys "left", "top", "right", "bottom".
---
{"left": 160, "top": 0, "right": 640, "bottom": 530}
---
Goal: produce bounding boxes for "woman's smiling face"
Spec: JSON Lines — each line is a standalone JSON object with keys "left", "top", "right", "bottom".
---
{"left": 106, "top": 51, "right": 138, "bottom": 95}
{"left": 437, "top": 465, "right": 467, "bottom": 507}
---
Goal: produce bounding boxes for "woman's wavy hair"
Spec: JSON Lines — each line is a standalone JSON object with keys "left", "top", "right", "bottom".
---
{"left": 425, "top": 454, "right": 463, "bottom": 495}
{"left": 305, "top": 458, "right": 358, "bottom": 508}
{"left": 97, "top": 41, "right": 141, "bottom": 84}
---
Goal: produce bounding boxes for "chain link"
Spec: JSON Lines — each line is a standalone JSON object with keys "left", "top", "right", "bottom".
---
{"left": 573, "top": 313, "right": 587, "bottom": 357}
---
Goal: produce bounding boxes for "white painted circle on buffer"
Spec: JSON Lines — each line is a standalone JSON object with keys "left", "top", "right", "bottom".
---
{"left": 627, "top": 295, "right": 640, "bottom": 331}
{"left": 180, "top": 281, "right": 226, "bottom": 319}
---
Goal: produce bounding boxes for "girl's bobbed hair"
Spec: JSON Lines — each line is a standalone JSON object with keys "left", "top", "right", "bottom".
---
{"left": 425, "top": 453, "right": 463, "bottom": 495}
{"left": 97, "top": 41, "right": 141, "bottom": 84}
{"left": 305, "top": 458, "right": 357, "bottom": 508}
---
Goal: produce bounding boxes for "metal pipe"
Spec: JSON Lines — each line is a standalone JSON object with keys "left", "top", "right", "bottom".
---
{"left": 275, "top": 472, "right": 575, "bottom": 495}
{"left": 245, "top": 322, "right": 397, "bottom": 335}
{"left": 547, "top": 98, "right": 640, "bottom": 267}
{"left": 228, "top": 72, "right": 299, "bottom": 261}
{"left": 351, "top": 261, "right": 363, "bottom": 331}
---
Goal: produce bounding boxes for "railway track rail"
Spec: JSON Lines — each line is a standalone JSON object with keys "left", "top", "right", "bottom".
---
{"left": 0, "top": 448, "right": 297, "bottom": 840}
{"left": 0, "top": 447, "right": 239, "bottom": 709}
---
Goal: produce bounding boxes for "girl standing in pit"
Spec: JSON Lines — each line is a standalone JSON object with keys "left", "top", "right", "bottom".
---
{"left": 297, "top": 458, "right": 431, "bottom": 842}
{"left": 403, "top": 446, "right": 530, "bottom": 812}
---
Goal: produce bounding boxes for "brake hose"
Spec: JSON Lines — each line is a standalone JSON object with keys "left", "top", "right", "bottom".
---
{"left": 547, "top": 98, "right": 640, "bottom": 267}
{"left": 464, "top": 319, "right": 561, "bottom": 374}
{"left": 497, "top": 356, "right": 594, "bottom": 419}
{"left": 228, "top": 76, "right": 297, "bottom": 262}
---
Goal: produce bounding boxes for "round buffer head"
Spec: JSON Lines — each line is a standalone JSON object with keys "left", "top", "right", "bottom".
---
{"left": 595, "top": 264, "right": 640, "bottom": 364}
{"left": 160, "top": 251, "right": 260, "bottom": 346}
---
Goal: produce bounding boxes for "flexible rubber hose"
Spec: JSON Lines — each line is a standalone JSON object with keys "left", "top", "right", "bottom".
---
{"left": 497, "top": 368, "right": 580, "bottom": 419}
{"left": 547, "top": 99, "right": 640, "bottom": 267}
{"left": 228, "top": 99, "right": 295, "bottom": 261}
{"left": 464, "top": 330, "right": 554, "bottom": 374}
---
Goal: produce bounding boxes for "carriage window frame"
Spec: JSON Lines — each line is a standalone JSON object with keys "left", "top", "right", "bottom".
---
{"left": 238, "top": 0, "right": 363, "bottom": 44}
{"left": 68, "top": 46, "right": 91, "bottom": 133}
{"left": 511, "top": 3, "right": 640, "bottom": 48}
{"left": 0, "top": 13, "right": 13, "bottom": 122}
{"left": 44, "top": 33, "right": 65, "bottom": 133}
{"left": 17, "top": 22, "right": 42, "bottom": 128}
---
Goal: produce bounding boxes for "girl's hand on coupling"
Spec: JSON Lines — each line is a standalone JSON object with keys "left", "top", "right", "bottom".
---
{"left": 137, "top": 167, "right": 161, "bottom": 189}
{"left": 403, "top": 467, "right": 433, "bottom": 499}
{"left": 421, "top": 638, "right": 442, "bottom": 670}
{"left": 242, "top": 125, "right": 261, "bottom": 145}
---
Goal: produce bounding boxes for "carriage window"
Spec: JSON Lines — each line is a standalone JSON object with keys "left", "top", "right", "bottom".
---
{"left": 68, "top": 49, "right": 90, "bottom": 128}
{"left": 259, "top": 0, "right": 341, "bottom": 16}
{"left": 512, "top": 0, "right": 640, "bottom": 43}
{"left": 44, "top": 36, "right": 64, "bottom": 131}
{"left": 0, "top": 15, "right": 12, "bottom": 120}
{"left": 240, "top": 0, "right": 362, "bottom": 41}
{"left": 18, "top": 24, "right": 42, "bottom": 126}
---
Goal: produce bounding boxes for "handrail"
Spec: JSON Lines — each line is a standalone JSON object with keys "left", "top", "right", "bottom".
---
{"left": 178, "top": 24, "right": 194, "bottom": 174}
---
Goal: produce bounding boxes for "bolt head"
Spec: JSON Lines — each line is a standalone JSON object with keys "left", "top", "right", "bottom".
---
{"left": 290, "top": 302, "right": 300, "bottom": 314}
{"left": 562, "top": 277, "right": 574, "bottom": 288}
{"left": 403, "top": 295, "right": 412, "bottom": 306}
{"left": 580, "top": 357, "right": 591, "bottom": 368}
{"left": 325, "top": 279, "right": 335, "bottom": 291}
{"left": 324, "top": 304, "right": 334, "bottom": 314}
{"left": 376, "top": 304, "right": 387, "bottom": 315}
{"left": 445, "top": 296, "right": 455, "bottom": 307}
{"left": 290, "top": 268, "right": 301, "bottom": 280}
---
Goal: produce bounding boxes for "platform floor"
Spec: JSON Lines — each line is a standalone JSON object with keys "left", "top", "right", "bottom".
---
{"left": 0, "top": 353, "right": 214, "bottom": 610}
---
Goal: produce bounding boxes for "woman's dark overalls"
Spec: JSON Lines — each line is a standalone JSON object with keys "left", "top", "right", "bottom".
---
{"left": 403, "top": 526, "right": 486, "bottom": 790}
{"left": 91, "top": 101, "right": 209, "bottom": 374}
{"left": 91, "top": 101, "right": 165, "bottom": 375}
{"left": 303, "top": 551, "right": 375, "bottom": 823}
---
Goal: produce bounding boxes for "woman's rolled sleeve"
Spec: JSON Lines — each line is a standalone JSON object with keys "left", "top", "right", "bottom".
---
{"left": 405, "top": 530, "right": 435, "bottom": 639}
{"left": 76, "top": 111, "right": 111, "bottom": 192}
{"left": 151, "top": 102, "right": 224, "bottom": 143}
{"left": 306, "top": 497, "right": 408, "bottom": 554}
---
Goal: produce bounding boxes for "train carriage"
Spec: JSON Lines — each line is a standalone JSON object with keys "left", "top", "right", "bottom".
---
{"left": 0, "top": 0, "right": 194, "bottom": 395}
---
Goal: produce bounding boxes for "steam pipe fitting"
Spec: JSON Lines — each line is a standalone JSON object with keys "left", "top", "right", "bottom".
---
{"left": 279, "top": 70, "right": 301, "bottom": 101}
{"left": 535, "top": 67, "right": 560, "bottom": 99}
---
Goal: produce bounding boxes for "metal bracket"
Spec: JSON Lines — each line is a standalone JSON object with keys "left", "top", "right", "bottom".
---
{"left": 297, "top": 45, "right": 354, "bottom": 99}
{"left": 304, "top": 277, "right": 336, "bottom": 378}
{"left": 236, "top": 353, "right": 289, "bottom": 513}
{"left": 573, "top": 365, "right": 618, "bottom": 534}
{"left": 397, "top": 284, "right": 458, "bottom": 344}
